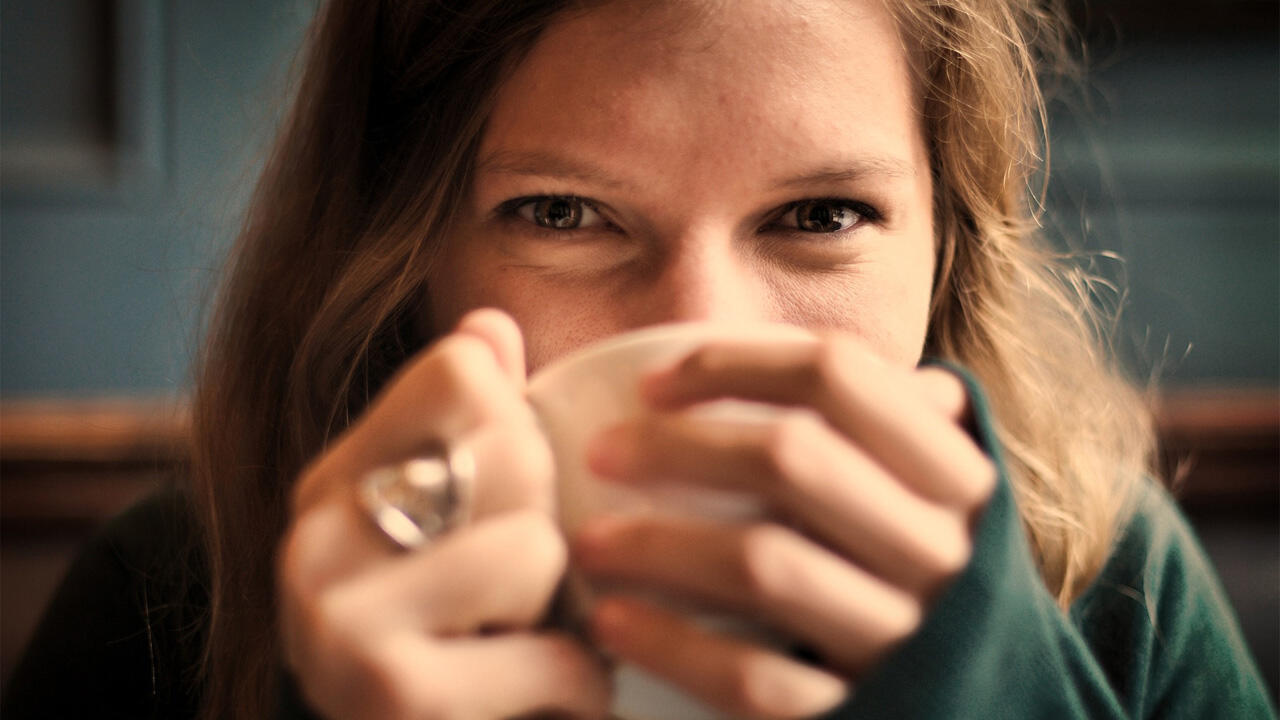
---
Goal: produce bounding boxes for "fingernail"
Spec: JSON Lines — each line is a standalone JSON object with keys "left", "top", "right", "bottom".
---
{"left": 586, "top": 425, "right": 634, "bottom": 478}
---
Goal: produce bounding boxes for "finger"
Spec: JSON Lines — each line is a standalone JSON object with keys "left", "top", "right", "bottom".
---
{"left": 279, "top": 497, "right": 397, "bottom": 673}
{"left": 432, "top": 633, "right": 611, "bottom": 719}
{"left": 640, "top": 337, "right": 994, "bottom": 510}
{"left": 575, "top": 517, "right": 922, "bottom": 674}
{"left": 331, "top": 510, "right": 569, "bottom": 636}
{"left": 465, "top": 418, "right": 556, "bottom": 517}
{"left": 591, "top": 596, "right": 847, "bottom": 719}
{"left": 297, "top": 631, "right": 610, "bottom": 720}
{"left": 914, "top": 366, "right": 970, "bottom": 422}
{"left": 588, "top": 412, "right": 971, "bottom": 595}
{"left": 353, "top": 332, "right": 525, "bottom": 456}
{"left": 293, "top": 330, "right": 528, "bottom": 513}
{"left": 283, "top": 413, "right": 556, "bottom": 593}
{"left": 639, "top": 338, "right": 818, "bottom": 410}
{"left": 454, "top": 307, "right": 527, "bottom": 388}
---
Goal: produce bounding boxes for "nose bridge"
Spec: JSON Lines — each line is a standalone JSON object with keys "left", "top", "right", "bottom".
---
{"left": 645, "top": 228, "right": 768, "bottom": 325}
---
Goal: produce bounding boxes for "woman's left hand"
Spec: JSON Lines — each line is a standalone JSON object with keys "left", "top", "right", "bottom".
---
{"left": 573, "top": 334, "right": 998, "bottom": 719}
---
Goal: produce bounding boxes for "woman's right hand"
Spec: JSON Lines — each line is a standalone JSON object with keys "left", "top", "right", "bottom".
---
{"left": 277, "top": 309, "right": 612, "bottom": 720}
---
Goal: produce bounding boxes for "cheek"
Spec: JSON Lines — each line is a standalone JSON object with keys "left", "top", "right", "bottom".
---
{"left": 776, "top": 272, "right": 930, "bottom": 367}
{"left": 882, "top": 244, "right": 937, "bottom": 365}
{"left": 424, "top": 239, "right": 620, "bottom": 372}
{"left": 773, "top": 235, "right": 934, "bottom": 368}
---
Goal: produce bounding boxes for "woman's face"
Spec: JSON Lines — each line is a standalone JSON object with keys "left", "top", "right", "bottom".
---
{"left": 427, "top": 0, "right": 935, "bottom": 373}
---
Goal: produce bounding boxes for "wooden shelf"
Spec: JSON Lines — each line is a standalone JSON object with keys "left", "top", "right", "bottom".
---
{"left": 2, "top": 399, "right": 188, "bottom": 530}
{"left": 1, "top": 389, "right": 1276, "bottom": 526}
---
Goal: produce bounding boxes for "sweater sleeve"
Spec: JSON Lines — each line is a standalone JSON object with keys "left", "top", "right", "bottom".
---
{"left": 822, "top": 374, "right": 1276, "bottom": 720}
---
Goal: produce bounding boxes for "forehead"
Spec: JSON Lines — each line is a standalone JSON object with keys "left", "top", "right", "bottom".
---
{"left": 480, "top": 0, "right": 924, "bottom": 186}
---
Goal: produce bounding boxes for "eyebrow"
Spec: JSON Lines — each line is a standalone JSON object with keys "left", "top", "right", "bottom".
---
{"left": 477, "top": 150, "right": 634, "bottom": 190}
{"left": 477, "top": 149, "right": 915, "bottom": 190}
{"left": 774, "top": 158, "right": 916, "bottom": 189}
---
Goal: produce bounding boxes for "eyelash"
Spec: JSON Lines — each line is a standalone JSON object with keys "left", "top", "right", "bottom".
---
{"left": 495, "top": 195, "right": 881, "bottom": 235}
{"left": 495, "top": 195, "right": 615, "bottom": 233}
{"left": 770, "top": 197, "right": 882, "bottom": 233}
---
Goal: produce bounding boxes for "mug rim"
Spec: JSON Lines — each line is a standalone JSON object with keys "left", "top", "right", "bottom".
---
{"left": 526, "top": 321, "right": 814, "bottom": 395}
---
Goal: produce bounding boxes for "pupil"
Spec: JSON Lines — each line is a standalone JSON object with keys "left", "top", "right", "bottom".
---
{"left": 537, "top": 198, "right": 580, "bottom": 228}
{"left": 799, "top": 202, "right": 846, "bottom": 233}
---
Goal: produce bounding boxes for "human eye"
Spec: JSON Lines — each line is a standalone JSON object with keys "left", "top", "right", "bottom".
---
{"left": 499, "top": 195, "right": 608, "bottom": 231}
{"left": 770, "top": 198, "right": 879, "bottom": 234}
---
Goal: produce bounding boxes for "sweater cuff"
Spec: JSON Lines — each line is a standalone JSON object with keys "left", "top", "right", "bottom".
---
{"left": 819, "top": 362, "right": 1056, "bottom": 718}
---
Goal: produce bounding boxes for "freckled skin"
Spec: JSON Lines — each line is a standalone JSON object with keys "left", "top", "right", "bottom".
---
{"left": 279, "top": 7, "right": 991, "bottom": 716}
{"left": 427, "top": 0, "right": 935, "bottom": 373}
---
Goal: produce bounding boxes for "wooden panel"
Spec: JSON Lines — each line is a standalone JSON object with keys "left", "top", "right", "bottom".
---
{"left": 1155, "top": 388, "right": 1280, "bottom": 514}
{"left": 1, "top": 398, "right": 188, "bottom": 461}
{"left": 1, "top": 389, "right": 1275, "bottom": 523}
{"left": 1, "top": 399, "right": 187, "bottom": 530}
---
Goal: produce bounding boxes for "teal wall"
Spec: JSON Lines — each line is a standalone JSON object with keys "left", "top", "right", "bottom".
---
{"left": 1, "top": 3, "right": 1277, "bottom": 397}
{"left": 1047, "top": 37, "right": 1279, "bottom": 386}
{"left": 1, "top": 0, "right": 311, "bottom": 397}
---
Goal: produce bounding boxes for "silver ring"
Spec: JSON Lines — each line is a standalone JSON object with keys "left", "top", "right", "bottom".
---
{"left": 358, "top": 442, "right": 476, "bottom": 550}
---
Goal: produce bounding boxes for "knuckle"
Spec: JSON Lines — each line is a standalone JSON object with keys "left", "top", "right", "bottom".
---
{"left": 813, "top": 335, "right": 888, "bottom": 405}
{"left": 508, "top": 429, "right": 557, "bottom": 500}
{"left": 915, "top": 366, "right": 966, "bottom": 405}
{"left": 680, "top": 344, "right": 730, "bottom": 378}
{"left": 426, "top": 336, "right": 494, "bottom": 396}
{"left": 361, "top": 644, "right": 442, "bottom": 720}
{"left": 506, "top": 510, "right": 569, "bottom": 576}
{"left": 288, "top": 593, "right": 377, "bottom": 711}
{"left": 724, "top": 653, "right": 777, "bottom": 717}
{"left": 474, "top": 424, "right": 557, "bottom": 516}
{"left": 883, "top": 594, "right": 924, "bottom": 644}
{"left": 812, "top": 338, "right": 855, "bottom": 395}
{"left": 339, "top": 636, "right": 460, "bottom": 720}
{"left": 949, "top": 450, "right": 998, "bottom": 513}
{"left": 922, "top": 518, "right": 973, "bottom": 580}
{"left": 310, "top": 584, "right": 362, "bottom": 638}
{"left": 279, "top": 499, "right": 357, "bottom": 592}
{"left": 725, "top": 652, "right": 836, "bottom": 719}
{"left": 760, "top": 412, "right": 820, "bottom": 483}
{"left": 290, "top": 587, "right": 457, "bottom": 720}
{"left": 310, "top": 581, "right": 397, "bottom": 654}
{"left": 970, "top": 454, "right": 999, "bottom": 504}
{"left": 737, "top": 523, "right": 797, "bottom": 603}
{"left": 277, "top": 511, "right": 331, "bottom": 596}
{"left": 414, "top": 335, "right": 514, "bottom": 421}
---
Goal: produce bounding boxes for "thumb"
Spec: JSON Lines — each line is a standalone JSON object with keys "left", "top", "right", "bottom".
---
{"left": 453, "top": 308, "right": 528, "bottom": 388}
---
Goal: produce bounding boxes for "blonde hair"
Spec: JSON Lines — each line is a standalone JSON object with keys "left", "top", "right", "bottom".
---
{"left": 190, "top": 0, "right": 1155, "bottom": 716}
{"left": 896, "top": 0, "right": 1154, "bottom": 603}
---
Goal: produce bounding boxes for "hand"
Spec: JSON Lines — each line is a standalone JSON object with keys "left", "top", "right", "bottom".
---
{"left": 575, "top": 334, "right": 997, "bottom": 719}
{"left": 278, "top": 309, "right": 611, "bottom": 720}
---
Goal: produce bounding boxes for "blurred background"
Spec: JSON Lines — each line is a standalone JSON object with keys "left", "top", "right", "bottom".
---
{"left": 2, "top": 0, "right": 1277, "bottom": 701}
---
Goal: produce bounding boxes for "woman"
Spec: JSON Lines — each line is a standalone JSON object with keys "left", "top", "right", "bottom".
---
{"left": 5, "top": 0, "right": 1272, "bottom": 718}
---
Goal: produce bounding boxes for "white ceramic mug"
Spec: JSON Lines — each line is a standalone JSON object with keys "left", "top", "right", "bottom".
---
{"left": 526, "top": 322, "right": 816, "bottom": 720}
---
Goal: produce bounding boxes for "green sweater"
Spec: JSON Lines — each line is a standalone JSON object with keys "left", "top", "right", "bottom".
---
{"left": 827, "top": 379, "right": 1276, "bottom": 719}
{"left": 4, "top": 384, "right": 1275, "bottom": 718}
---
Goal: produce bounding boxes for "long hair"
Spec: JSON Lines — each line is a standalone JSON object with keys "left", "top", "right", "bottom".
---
{"left": 895, "top": 0, "right": 1153, "bottom": 604}
{"left": 190, "top": 0, "right": 1154, "bottom": 716}
{"left": 191, "top": 2, "right": 575, "bottom": 715}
